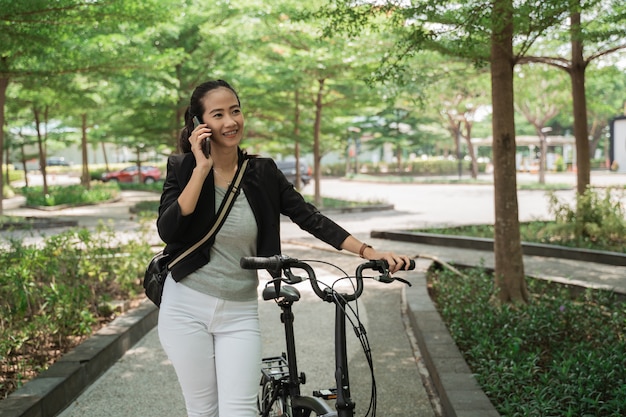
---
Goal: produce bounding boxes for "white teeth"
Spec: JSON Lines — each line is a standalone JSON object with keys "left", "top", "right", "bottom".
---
{"left": 224, "top": 130, "right": 237, "bottom": 136}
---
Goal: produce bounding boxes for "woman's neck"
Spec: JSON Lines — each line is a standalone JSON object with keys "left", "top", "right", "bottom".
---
{"left": 211, "top": 148, "right": 239, "bottom": 171}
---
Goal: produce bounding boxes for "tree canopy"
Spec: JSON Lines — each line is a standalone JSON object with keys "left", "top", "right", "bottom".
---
{"left": 1, "top": 0, "right": 624, "bottom": 219}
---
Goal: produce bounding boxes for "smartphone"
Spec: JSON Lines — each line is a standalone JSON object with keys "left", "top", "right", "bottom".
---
{"left": 192, "top": 116, "right": 210, "bottom": 157}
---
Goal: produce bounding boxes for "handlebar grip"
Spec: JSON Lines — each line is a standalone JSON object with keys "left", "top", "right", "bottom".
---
{"left": 372, "top": 259, "right": 416, "bottom": 271}
{"left": 240, "top": 255, "right": 282, "bottom": 270}
{"left": 404, "top": 259, "right": 416, "bottom": 270}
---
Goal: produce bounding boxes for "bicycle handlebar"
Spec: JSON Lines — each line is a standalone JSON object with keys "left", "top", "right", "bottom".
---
{"left": 240, "top": 255, "right": 416, "bottom": 302}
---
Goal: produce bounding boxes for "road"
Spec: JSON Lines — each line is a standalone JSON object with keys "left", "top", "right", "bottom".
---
{"left": 284, "top": 171, "right": 625, "bottom": 240}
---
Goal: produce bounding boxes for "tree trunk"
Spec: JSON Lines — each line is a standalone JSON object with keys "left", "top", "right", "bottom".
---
{"left": 587, "top": 118, "right": 604, "bottom": 162}
{"left": 3, "top": 145, "right": 8, "bottom": 189}
{"left": 294, "top": 88, "right": 302, "bottom": 190}
{"left": 20, "top": 143, "right": 29, "bottom": 187}
{"left": 463, "top": 122, "right": 479, "bottom": 179}
{"left": 395, "top": 146, "right": 403, "bottom": 171}
{"left": 0, "top": 71, "right": 7, "bottom": 214}
{"left": 101, "top": 142, "right": 109, "bottom": 171}
{"left": 454, "top": 122, "right": 462, "bottom": 178}
{"left": 135, "top": 146, "right": 141, "bottom": 184}
{"left": 81, "top": 114, "right": 90, "bottom": 188}
{"left": 490, "top": 0, "right": 528, "bottom": 304}
{"left": 313, "top": 79, "right": 325, "bottom": 207}
{"left": 538, "top": 133, "right": 547, "bottom": 184}
{"left": 570, "top": 9, "right": 590, "bottom": 195}
{"left": 34, "top": 108, "right": 49, "bottom": 196}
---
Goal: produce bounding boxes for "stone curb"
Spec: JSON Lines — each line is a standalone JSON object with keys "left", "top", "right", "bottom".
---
{"left": 321, "top": 203, "right": 395, "bottom": 214}
{"left": 405, "top": 259, "right": 501, "bottom": 417}
{"left": 0, "top": 301, "right": 158, "bottom": 417}
{"left": 371, "top": 230, "right": 626, "bottom": 267}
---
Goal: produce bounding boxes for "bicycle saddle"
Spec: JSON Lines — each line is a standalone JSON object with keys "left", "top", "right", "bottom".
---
{"left": 262, "top": 285, "right": 301, "bottom": 302}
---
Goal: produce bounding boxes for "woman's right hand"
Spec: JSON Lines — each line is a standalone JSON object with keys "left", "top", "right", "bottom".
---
{"left": 191, "top": 123, "right": 213, "bottom": 171}
{"left": 178, "top": 123, "right": 214, "bottom": 215}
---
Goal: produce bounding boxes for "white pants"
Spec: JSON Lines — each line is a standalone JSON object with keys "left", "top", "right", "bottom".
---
{"left": 158, "top": 275, "right": 261, "bottom": 417}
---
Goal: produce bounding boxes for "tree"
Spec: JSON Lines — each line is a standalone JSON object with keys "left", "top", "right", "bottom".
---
{"left": 584, "top": 64, "right": 626, "bottom": 162}
{"left": 489, "top": 0, "right": 529, "bottom": 303}
{"left": 436, "top": 67, "right": 491, "bottom": 179}
{"left": 519, "top": 0, "right": 626, "bottom": 194}
{"left": 316, "top": 0, "right": 573, "bottom": 303}
{"left": 514, "top": 65, "right": 569, "bottom": 183}
{"left": 0, "top": 0, "right": 171, "bottom": 211}
{"left": 233, "top": 1, "right": 389, "bottom": 205}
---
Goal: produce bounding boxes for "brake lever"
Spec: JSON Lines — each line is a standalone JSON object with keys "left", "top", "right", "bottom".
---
{"left": 395, "top": 276, "right": 412, "bottom": 286}
{"left": 284, "top": 267, "right": 304, "bottom": 284}
{"left": 373, "top": 270, "right": 412, "bottom": 286}
{"left": 373, "top": 270, "right": 394, "bottom": 283}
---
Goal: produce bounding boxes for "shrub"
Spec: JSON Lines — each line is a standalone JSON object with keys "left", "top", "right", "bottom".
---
{"left": 0, "top": 224, "right": 153, "bottom": 397}
{"left": 554, "top": 155, "right": 565, "bottom": 172}
{"left": 414, "top": 187, "right": 626, "bottom": 253}
{"left": 429, "top": 266, "right": 626, "bottom": 417}
{"left": 548, "top": 187, "right": 626, "bottom": 251}
{"left": 21, "top": 183, "right": 119, "bottom": 207}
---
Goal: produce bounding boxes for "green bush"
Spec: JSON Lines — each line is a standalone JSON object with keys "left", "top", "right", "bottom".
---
{"left": 554, "top": 155, "right": 565, "bottom": 172}
{"left": 0, "top": 224, "right": 153, "bottom": 396}
{"left": 5, "top": 166, "right": 24, "bottom": 184}
{"left": 415, "top": 187, "right": 626, "bottom": 253}
{"left": 21, "top": 183, "right": 119, "bottom": 207}
{"left": 322, "top": 160, "right": 488, "bottom": 177}
{"left": 118, "top": 181, "right": 164, "bottom": 192}
{"left": 429, "top": 266, "right": 626, "bottom": 417}
{"left": 548, "top": 187, "right": 626, "bottom": 251}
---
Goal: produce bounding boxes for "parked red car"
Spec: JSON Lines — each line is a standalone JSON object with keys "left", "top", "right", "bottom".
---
{"left": 101, "top": 165, "right": 161, "bottom": 184}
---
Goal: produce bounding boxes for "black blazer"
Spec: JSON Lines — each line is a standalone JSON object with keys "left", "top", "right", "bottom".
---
{"left": 157, "top": 149, "right": 350, "bottom": 282}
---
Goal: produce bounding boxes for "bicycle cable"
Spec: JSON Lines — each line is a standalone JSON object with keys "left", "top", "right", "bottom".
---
{"left": 330, "top": 275, "right": 380, "bottom": 417}
{"left": 314, "top": 269, "right": 381, "bottom": 417}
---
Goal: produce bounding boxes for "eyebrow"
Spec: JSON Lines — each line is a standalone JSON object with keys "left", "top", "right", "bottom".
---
{"left": 209, "top": 104, "right": 240, "bottom": 115}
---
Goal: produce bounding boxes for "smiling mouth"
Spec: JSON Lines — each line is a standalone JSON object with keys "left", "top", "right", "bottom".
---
{"left": 223, "top": 130, "right": 238, "bottom": 137}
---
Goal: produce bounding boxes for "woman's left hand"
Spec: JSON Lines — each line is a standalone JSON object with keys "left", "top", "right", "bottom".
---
{"left": 364, "top": 248, "right": 412, "bottom": 274}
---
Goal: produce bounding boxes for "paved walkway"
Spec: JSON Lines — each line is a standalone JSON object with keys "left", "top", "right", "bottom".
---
{"left": 0, "top": 182, "right": 624, "bottom": 417}
{"left": 48, "top": 236, "right": 624, "bottom": 417}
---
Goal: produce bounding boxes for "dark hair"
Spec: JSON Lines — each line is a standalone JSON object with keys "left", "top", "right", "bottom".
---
{"left": 178, "top": 80, "right": 241, "bottom": 153}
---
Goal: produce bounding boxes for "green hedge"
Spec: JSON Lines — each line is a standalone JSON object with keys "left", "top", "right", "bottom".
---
{"left": 322, "top": 159, "right": 488, "bottom": 176}
{"left": 21, "top": 183, "right": 120, "bottom": 207}
{"left": 430, "top": 266, "right": 626, "bottom": 416}
{"left": 0, "top": 224, "right": 153, "bottom": 397}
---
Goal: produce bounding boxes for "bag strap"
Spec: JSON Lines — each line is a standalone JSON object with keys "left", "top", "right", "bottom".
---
{"left": 167, "top": 158, "right": 249, "bottom": 269}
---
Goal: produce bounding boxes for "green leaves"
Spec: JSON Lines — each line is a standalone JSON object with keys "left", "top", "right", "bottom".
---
{"left": 20, "top": 182, "right": 119, "bottom": 206}
{"left": 0, "top": 224, "right": 154, "bottom": 398}
{"left": 430, "top": 266, "right": 626, "bottom": 416}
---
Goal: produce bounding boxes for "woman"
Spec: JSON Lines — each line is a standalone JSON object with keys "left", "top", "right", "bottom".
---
{"left": 156, "top": 79, "right": 411, "bottom": 417}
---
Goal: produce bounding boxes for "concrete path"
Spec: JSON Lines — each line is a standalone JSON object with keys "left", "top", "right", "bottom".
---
{"left": 55, "top": 242, "right": 439, "bottom": 417}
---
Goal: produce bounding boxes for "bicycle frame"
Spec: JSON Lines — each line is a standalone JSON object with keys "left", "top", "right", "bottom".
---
{"left": 242, "top": 255, "right": 415, "bottom": 417}
{"left": 260, "top": 283, "right": 335, "bottom": 417}
{"left": 333, "top": 293, "right": 355, "bottom": 416}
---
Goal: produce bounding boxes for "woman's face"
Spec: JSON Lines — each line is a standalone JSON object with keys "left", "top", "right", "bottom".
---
{"left": 200, "top": 87, "right": 244, "bottom": 149}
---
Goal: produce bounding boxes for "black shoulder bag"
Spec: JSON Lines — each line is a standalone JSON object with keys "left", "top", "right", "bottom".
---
{"left": 143, "top": 159, "right": 249, "bottom": 307}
